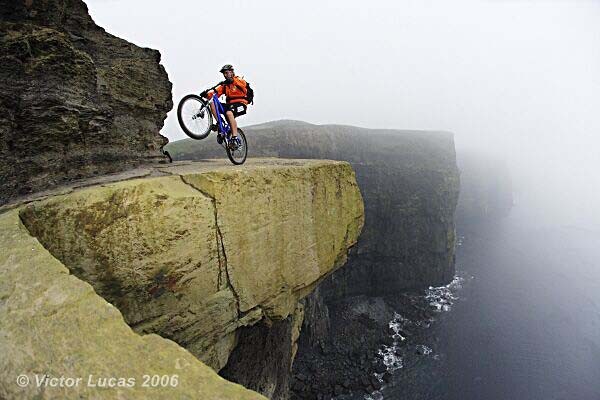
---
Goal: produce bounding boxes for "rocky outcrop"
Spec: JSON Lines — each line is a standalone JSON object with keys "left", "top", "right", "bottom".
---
{"left": 220, "top": 304, "right": 305, "bottom": 400}
{"left": 0, "top": 159, "right": 364, "bottom": 399}
{"left": 166, "top": 120, "right": 460, "bottom": 398}
{"left": 292, "top": 291, "right": 398, "bottom": 398}
{"left": 0, "top": 0, "right": 172, "bottom": 205}
{"left": 167, "top": 120, "right": 460, "bottom": 292}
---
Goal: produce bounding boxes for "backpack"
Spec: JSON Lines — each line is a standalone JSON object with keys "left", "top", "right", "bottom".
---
{"left": 246, "top": 82, "right": 254, "bottom": 105}
{"left": 221, "top": 78, "right": 254, "bottom": 105}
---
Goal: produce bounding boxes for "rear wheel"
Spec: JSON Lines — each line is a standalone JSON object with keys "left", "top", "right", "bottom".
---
{"left": 226, "top": 128, "right": 248, "bottom": 165}
{"left": 177, "top": 94, "right": 212, "bottom": 140}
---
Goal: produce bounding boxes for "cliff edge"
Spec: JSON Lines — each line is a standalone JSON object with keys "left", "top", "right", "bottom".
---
{"left": 166, "top": 121, "right": 460, "bottom": 397}
{"left": 167, "top": 120, "right": 460, "bottom": 292}
{"left": 0, "top": 159, "right": 364, "bottom": 399}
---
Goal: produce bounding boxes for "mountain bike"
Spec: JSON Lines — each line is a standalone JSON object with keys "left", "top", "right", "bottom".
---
{"left": 177, "top": 90, "right": 248, "bottom": 165}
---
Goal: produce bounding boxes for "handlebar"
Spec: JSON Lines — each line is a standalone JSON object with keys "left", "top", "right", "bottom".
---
{"left": 200, "top": 82, "right": 223, "bottom": 99}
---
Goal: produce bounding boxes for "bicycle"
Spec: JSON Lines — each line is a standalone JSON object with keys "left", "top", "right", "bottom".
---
{"left": 177, "top": 88, "right": 248, "bottom": 165}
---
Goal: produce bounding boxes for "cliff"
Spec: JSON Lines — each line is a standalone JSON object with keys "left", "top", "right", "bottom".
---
{"left": 167, "top": 120, "right": 460, "bottom": 293}
{"left": 0, "top": 159, "right": 364, "bottom": 399}
{"left": 166, "top": 120, "right": 460, "bottom": 397}
{"left": 0, "top": 0, "right": 172, "bottom": 205}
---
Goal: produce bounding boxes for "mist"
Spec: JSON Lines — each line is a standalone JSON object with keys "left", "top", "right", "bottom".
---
{"left": 87, "top": 0, "right": 600, "bottom": 226}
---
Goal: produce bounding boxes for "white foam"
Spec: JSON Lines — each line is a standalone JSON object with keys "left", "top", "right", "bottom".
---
{"left": 362, "top": 274, "right": 467, "bottom": 399}
{"left": 374, "top": 312, "right": 406, "bottom": 376}
{"left": 425, "top": 275, "right": 464, "bottom": 312}
{"left": 416, "top": 344, "right": 433, "bottom": 355}
{"left": 365, "top": 391, "right": 384, "bottom": 400}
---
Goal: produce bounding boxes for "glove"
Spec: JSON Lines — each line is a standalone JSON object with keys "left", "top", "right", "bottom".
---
{"left": 200, "top": 90, "right": 208, "bottom": 98}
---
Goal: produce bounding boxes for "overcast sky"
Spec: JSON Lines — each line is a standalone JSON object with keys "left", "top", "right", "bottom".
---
{"left": 87, "top": 0, "right": 600, "bottom": 225}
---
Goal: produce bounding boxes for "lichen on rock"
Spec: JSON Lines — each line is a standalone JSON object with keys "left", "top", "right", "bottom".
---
{"left": 0, "top": 159, "right": 364, "bottom": 399}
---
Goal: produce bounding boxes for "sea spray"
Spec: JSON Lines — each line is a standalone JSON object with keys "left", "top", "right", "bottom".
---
{"left": 378, "top": 313, "right": 407, "bottom": 372}
{"left": 425, "top": 275, "right": 464, "bottom": 312}
{"left": 364, "top": 272, "right": 469, "bottom": 399}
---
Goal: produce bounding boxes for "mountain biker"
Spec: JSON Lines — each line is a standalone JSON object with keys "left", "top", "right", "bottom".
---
{"left": 201, "top": 64, "right": 253, "bottom": 148}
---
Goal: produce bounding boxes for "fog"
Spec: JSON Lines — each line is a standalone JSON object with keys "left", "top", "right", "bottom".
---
{"left": 87, "top": 0, "right": 600, "bottom": 226}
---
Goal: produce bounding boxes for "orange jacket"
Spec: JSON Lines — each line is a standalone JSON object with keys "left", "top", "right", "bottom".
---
{"left": 208, "top": 76, "right": 249, "bottom": 105}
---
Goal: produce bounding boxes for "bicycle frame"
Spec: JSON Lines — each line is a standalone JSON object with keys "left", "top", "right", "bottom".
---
{"left": 208, "top": 96, "right": 231, "bottom": 136}
{"left": 186, "top": 89, "right": 246, "bottom": 164}
{"left": 200, "top": 89, "right": 243, "bottom": 156}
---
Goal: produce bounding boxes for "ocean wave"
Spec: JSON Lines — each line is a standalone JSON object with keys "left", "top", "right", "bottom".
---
{"left": 364, "top": 273, "right": 468, "bottom": 399}
{"left": 377, "top": 313, "right": 406, "bottom": 372}
{"left": 425, "top": 275, "right": 464, "bottom": 312}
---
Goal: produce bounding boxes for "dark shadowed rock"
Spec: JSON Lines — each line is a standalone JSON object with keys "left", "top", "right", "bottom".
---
{"left": 219, "top": 316, "right": 296, "bottom": 400}
{"left": 0, "top": 0, "right": 172, "bottom": 204}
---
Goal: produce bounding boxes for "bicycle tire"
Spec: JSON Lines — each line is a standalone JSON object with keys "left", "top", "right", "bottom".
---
{"left": 226, "top": 128, "right": 248, "bottom": 165}
{"left": 177, "top": 94, "right": 212, "bottom": 140}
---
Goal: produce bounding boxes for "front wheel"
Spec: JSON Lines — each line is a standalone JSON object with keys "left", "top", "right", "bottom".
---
{"left": 226, "top": 128, "right": 248, "bottom": 165}
{"left": 177, "top": 94, "right": 212, "bottom": 140}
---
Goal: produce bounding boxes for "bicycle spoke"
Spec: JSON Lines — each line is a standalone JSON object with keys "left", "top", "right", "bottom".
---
{"left": 177, "top": 95, "right": 211, "bottom": 139}
{"left": 226, "top": 130, "right": 247, "bottom": 165}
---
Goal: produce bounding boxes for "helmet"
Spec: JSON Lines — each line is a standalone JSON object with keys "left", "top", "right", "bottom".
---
{"left": 220, "top": 64, "right": 234, "bottom": 73}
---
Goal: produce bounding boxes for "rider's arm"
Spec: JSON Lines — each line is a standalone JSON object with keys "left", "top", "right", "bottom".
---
{"left": 205, "top": 85, "right": 224, "bottom": 99}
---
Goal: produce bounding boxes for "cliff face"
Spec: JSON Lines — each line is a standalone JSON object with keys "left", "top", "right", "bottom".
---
{"left": 167, "top": 121, "right": 460, "bottom": 398}
{"left": 167, "top": 120, "right": 460, "bottom": 293}
{"left": 0, "top": 0, "right": 172, "bottom": 205}
{"left": 0, "top": 159, "right": 364, "bottom": 400}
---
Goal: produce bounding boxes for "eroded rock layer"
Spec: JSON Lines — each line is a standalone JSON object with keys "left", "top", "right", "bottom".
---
{"left": 0, "top": 159, "right": 364, "bottom": 400}
{"left": 0, "top": 0, "right": 173, "bottom": 204}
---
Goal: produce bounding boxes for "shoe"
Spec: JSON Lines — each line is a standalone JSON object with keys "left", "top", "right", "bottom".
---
{"left": 229, "top": 137, "right": 240, "bottom": 150}
{"left": 217, "top": 134, "right": 223, "bottom": 144}
{"left": 210, "top": 124, "right": 218, "bottom": 132}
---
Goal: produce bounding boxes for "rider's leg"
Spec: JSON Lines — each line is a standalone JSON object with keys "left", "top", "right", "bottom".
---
{"left": 209, "top": 102, "right": 217, "bottom": 119}
{"left": 225, "top": 111, "right": 238, "bottom": 137}
{"left": 208, "top": 102, "right": 219, "bottom": 132}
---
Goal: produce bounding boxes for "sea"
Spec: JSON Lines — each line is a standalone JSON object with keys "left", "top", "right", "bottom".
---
{"left": 366, "top": 199, "right": 600, "bottom": 400}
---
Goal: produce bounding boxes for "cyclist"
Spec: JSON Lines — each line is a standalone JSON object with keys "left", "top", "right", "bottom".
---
{"left": 201, "top": 64, "right": 252, "bottom": 148}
